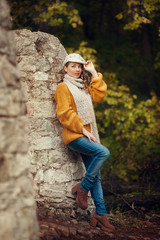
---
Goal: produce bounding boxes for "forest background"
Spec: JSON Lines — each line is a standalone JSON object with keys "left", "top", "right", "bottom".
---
{"left": 8, "top": 0, "right": 160, "bottom": 213}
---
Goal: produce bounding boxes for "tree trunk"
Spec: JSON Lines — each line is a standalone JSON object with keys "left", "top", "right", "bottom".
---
{"left": 142, "top": 24, "right": 155, "bottom": 94}
{"left": 142, "top": 24, "right": 153, "bottom": 59}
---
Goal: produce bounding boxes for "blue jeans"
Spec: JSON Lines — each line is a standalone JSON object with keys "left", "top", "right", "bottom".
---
{"left": 68, "top": 137, "right": 110, "bottom": 215}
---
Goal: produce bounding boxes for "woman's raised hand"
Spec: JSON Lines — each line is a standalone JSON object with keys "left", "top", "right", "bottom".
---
{"left": 84, "top": 61, "right": 98, "bottom": 78}
{"left": 82, "top": 127, "right": 97, "bottom": 143}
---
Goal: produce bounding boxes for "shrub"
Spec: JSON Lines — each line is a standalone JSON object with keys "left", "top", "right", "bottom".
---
{"left": 96, "top": 72, "right": 160, "bottom": 190}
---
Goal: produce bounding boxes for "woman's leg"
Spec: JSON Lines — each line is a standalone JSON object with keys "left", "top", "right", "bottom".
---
{"left": 68, "top": 137, "right": 110, "bottom": 192}
{"left": 81, "top": 153, "right": 107, "bottom": 215}
{"left": 69, "top": 138, "right": 115, "bottom": 232}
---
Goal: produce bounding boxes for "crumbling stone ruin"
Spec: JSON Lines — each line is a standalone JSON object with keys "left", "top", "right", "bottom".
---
{"left": 0, "top": 0, "right": 39, "bottom": 239}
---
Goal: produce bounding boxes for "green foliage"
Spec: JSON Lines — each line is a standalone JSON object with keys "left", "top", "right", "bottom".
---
{"left": 115, "top": 0, "right": 160, "bottom": 94}
{"left": 96, "top": 72, "right": 160, "bottom": 187}
{"left": 8, "top": 0, "right": 82, "bottom": 35}
{"left": 154, "top": 51, "right": 160, "bottom": 69}
{"left": 36, "top": 2, "right": 82, "bottom": 28}
{"left": 116, "top": 0, "right": 160, "bottom": 31}
{"left": 96, "top": 40, "right": 152, "bottom": 96}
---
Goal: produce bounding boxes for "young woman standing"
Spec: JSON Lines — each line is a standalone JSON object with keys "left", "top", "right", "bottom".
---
{"left": 54, "top": 53, "right": 115, "bottom": 233}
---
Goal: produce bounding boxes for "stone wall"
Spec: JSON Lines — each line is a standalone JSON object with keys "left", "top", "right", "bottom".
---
{"left": 0, "top": 0, "right": 39, "bottom": 239}
{"left": 14, "top": 29, "right": 94, "bottom": 217}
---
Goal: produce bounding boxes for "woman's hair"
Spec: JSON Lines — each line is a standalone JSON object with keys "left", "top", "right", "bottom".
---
{"left": 61, "top": 62, "right": 90, "bottom": 92}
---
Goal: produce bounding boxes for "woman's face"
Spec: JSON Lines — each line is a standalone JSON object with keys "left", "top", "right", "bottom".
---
{"left": 64, "top": 62, "right": 83, "bottom": 78}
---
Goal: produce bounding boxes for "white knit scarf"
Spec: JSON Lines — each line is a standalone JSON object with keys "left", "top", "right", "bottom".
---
{"left": 63, "top": 74, "right": 100, "bottom": 142}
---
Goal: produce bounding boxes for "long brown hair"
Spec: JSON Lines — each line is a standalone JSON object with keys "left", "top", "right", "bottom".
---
{"left": 61, "top": 62, "right": 90, "bottom": 92}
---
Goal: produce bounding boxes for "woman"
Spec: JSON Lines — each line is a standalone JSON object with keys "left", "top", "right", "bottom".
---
{"left": 54, "top": 53, "right": 115, "bottom": 232}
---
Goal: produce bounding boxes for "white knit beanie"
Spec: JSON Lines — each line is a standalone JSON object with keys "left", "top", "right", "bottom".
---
{"left": 63, "top": 53, "right": 86, "bottom": 66}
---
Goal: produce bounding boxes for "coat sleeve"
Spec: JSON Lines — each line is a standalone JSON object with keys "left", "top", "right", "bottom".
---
{"left": 54, "top": 83, "right": 84, "bottom": 133}
{"left": 89, "top": 73, "right": 107, "bottom": 103}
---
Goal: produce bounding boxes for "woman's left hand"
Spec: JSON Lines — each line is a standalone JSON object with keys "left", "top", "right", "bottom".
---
{"left": 84, "top": 61, "right": 98, "bottom": 78}
{"left": 84, "top": 61, "right": 94, "bottom": 72}
{"left": 82, "top": 127, "right": 97, "bottom": 142}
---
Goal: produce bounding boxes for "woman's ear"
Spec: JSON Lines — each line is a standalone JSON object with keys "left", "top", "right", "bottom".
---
{"left": 64, "top": 66, "right": 67, "bottom": 73}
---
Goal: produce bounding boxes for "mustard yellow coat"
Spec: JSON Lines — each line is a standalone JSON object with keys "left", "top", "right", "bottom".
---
{"left": 54, "top": 73, "right": 107, "bottom": 144}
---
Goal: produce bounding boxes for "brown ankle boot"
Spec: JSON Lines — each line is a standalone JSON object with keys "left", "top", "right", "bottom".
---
{"left": 72, "top": 183, "right": 88, "bottom": 210}
{"left": 90, "top": 213, "right": 115, "bottom": 232}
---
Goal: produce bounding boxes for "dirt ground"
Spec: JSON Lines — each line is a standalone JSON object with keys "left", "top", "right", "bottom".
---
{"left": 38, "top": 210, "right": 160, "bottom": 240}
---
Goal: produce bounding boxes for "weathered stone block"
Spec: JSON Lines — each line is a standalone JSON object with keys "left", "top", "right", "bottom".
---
{"left": 0, "top": 55, "right": 20, "bottom": 88}
{"left": 17, "top": 56, "right": 37, "bottom": 73}
{"left": 0, "top": 88, "right": 24, "bottom": 116}
{"left": 0, "top": 117, "right": 28, "bottom": 153}
{"left": 31, "top": 101, "right": 57, "bottom": 118}
{"left": 0, "top": 0, "right": 11, "bottom": 29}
{"left": 33, "top": 136, "right": 59, "bottom": 150}
{"left": 34, "top": 71, "right": 49, "bottom": 81}
{"left": 0, "top": 153, "right": 29, "bottom": 181}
